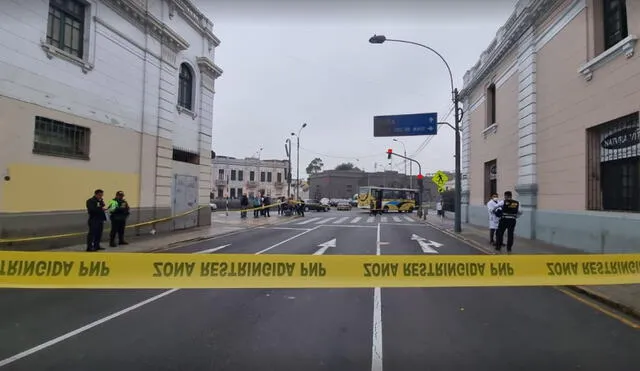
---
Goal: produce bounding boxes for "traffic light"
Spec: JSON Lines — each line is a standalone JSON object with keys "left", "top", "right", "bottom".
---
{"left": 387, "top": 148, "right": 393, "bottom": 160}
{"left": 416, "top": 173, "right": 424, "bottom": 189}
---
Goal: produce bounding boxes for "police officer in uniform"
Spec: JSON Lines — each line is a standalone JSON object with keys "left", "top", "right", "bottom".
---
{"left": 86, "top": 189, "right": 107, "bottom": 252}
{"left": 494, "top": 191, "right": 522, "bottom": 253}
{"left": 108, "top": 191, "right": 130, "bottom": 247}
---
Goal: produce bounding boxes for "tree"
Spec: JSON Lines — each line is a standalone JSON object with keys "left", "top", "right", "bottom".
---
{"left": 335, "top": 162, "right": 361, "bottom": 171}
{"left": 306, "top": 158, "right": 324, "bottom": 175}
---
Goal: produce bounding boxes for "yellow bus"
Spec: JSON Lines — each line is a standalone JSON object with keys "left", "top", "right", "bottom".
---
{"left": 357, "top": 186, "right": 418, "bottom": 213}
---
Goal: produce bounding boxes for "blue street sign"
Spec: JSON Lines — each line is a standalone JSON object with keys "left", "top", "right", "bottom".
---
{"left": 373, "top": 112, "right": 438, "bottom": 137}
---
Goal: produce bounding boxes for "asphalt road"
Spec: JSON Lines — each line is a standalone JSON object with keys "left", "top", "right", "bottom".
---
{"left": 0, "top": 210, "right": 638, "bottom": 370}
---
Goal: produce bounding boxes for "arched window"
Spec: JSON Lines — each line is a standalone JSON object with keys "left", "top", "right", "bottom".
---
{"left": 178, "top": 63, "right": 193, "bottom": 110}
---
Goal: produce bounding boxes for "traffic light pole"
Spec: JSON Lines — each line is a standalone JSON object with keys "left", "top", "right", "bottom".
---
{"left": 387, "top": 150, "right": 424, "bottom": 217}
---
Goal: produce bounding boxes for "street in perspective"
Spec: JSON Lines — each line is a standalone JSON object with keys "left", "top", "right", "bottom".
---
{"left": 1, "top": 0, "right": 639, "bottom": 370}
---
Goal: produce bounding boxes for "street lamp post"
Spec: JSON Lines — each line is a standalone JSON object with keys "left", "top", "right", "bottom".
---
{"left": 285, "top": 138, "right": 292, "bottom": 198}
{"left": 291, "top": 123, "right": 307, "bottom": 200}
{"left": 369, "top": 34, "right": 464, "bottom": 233}
{"left": 393, "top": 138, "right": 410, "bottom": 188}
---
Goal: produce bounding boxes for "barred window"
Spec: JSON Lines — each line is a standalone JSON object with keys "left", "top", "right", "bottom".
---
{"left": 33, "top": 116, "right": 90, "bottom": 159}
{"left": 46, "top": 0, "right": 86, "bottom": 58}
{"left": 172, "top": 148, "right": 200, "bottom": 165}
{"left": 587, "top": 112, "right": 640, "bottom": 212}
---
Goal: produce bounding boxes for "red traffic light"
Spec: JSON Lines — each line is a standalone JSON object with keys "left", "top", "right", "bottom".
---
{"left": 387, "top": 148, "right": 392, "bottom": 154}
{"left": 417, "top": 174, "right": 424, "bottom": 180}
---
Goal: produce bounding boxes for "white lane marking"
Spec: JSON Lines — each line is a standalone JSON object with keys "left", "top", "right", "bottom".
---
{"left": 267, "top": 227, "right": 311, "bottom": 231}
{"left": 296, "top": 217, "right": 321, "bottom": 225}
{"left": 333, "top": 217, "right": 349, "bottom": 224}
{"left": 351, "top": 217, "right": 362, "bottom": 224}
{"left": 372, "top": 222, "right": 383, "bottom": 371}
{"left": 403, "top": 216, "right": 414, "bottom": 222}
{"left": 0, "top": 230, "right": 315, "bottom": 368}
{"left": 318, "top": 225, "right": 377, "bottom": 229}
{"left": 193, "top": 244, "right": 230, "bottom": 254}
{"left": 315, "top": 217, "right": 335, "bottom": 224}
{"left": 367, "top": 217, "right": 375, "bottom": 223}
{"left": 255, "top": 225, "right": 321, "bottom": 254}
{"left": 313, "top": 238, "right": 336, "bottom": 255}
{"left": 381, "top": 216, "right": 388, "bottom": 223}
{"left": 392, "top": 216, "right": 401, "bottom": 222}
{"left": 0, "top": 289, "right": 180, "bottom": 368}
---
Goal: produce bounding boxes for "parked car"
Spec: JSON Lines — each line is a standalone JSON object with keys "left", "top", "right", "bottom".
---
{"left": 210, "top": 202, "right": 218, "bottom": 211}
{"left": 304, "top": 199, "right": 330, "bottom": 212}
{"left": 336, "top": 201, "right": 352, "bottom": 211}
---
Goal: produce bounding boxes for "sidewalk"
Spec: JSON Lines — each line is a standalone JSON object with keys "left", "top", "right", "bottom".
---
{"left": 54, "top": 212, "right": 295, "bottom": 253}
{"left": 418, "top": 210, "right": 640, "bottom": 320}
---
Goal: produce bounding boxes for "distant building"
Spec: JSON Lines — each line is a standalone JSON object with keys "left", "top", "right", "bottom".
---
{"left": 309, "top": 170, "right": 448, "bottom": 201}
{"left": 0, "top": 0, "right": 222, "bottom": 241}
{"left": 459, "top": 0, "right": 640, "bottom": 252}
{"left": 211, "top": 156, "right": 289, "bottom": 199}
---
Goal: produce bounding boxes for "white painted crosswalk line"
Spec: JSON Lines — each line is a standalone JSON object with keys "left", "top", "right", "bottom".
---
{"left": 367, "top": 217, "right": 375, "bottom": 223}
{"left": 404, "top": 216, "right": 415, "bottom": 222}
{"left": 351, "top": 217, "right": 362, "bottom": 224}
{"left": 296, "top": 217, "right": 321, "bottom": 225}
{"left": 381, "top": 216, "right": 388, "bottom": 223}
{"left": 333, "top": 216, "right": 349, "bottom": 224}
{"left": 315, "top": 217, "right": 335, "bottom": 224}
{"left": 392, "top": 216, "right": 401, "bottom": 222}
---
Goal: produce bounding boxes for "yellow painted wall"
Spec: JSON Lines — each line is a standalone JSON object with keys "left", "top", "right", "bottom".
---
{"left": 2, "top": 164, "right": 139, "bottom": 212}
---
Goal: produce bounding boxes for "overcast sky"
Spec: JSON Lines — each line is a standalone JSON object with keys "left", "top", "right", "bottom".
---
{"left": 195, "top": 0, "right": 517, "bottom": 176}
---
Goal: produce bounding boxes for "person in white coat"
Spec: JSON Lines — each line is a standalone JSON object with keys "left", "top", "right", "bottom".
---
{"left": 486, "top": 193, "right": 500, "bottom": 246}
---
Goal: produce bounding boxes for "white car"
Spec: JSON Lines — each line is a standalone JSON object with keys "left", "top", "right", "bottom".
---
{"left": 210, "top": 202, "right": 218, "bottom": 211}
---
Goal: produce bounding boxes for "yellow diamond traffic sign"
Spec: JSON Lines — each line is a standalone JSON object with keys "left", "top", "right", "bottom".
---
{"left": 431, "top": 171, "right": 449, "bottom": 187}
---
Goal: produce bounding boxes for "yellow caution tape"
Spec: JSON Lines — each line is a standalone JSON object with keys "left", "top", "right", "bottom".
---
{"left": 0, "top": 252, "right": 638, "bottom": 289}
{"left": 0, "top": 206, "right": 207, "bottom": 244}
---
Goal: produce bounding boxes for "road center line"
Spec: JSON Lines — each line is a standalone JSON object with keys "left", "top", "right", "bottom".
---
{"left": 371, "top": 222, "right": 383, "bottom": 371}
{"left": 0, "top": 229, "right": 315, "bottom": 368}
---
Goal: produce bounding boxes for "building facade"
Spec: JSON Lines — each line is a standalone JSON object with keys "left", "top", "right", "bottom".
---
{"left": 211, "top": 156, "right": 290, "bottom": 199}
{"left": 0, "top": 0, "right": 222, "bottom": 242}
{"left": 460, "top": 0, "right": 639, "bottom": 252}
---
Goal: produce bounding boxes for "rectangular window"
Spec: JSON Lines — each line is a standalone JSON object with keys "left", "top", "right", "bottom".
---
{"left": 250, "top": 171, "right": 255, "bottom": 181}
{"left": 484, "top": 160, "right": 497, "bottom": 201}
{"left": 172, "top": 148, "right": 200, "bottom": 164}
{"left": 230, "top": 170, "right": 236, "bottom": 181}
{"left": 237, "top": 188, "right": 243, "bottom": 197}
{"left": 218, "top": 169, "right": 224, "bottom": 179}
{"left": 261, "top": 172, "right": 266, "bottom": 182}
{"left": 230, "top": 188, "right": 236, "bottom": 198}
{"left": 587, "top": 112, "right": 640, "bottom": 212}
{"left": 33, "top": 116, "right": 90, "bottom": 160}
{"left": 603, "top": 0, "right": 628, "bottom": 50}
{"left": 47, "top": 0, "right": 86, "bottom": 58}
{"left": 267, "top": 172, "right": 272, "bottom": 182}
{"left": 277, "top": 172, "right": 282, "bottom": 182}
{"left": 238, "top": 170, "right": 244, "bottom": 181}
{"left": 217, "top": 188, "right": 223, "bottom": 198}
{"left": 486, "top": 84, "right": 496, "bottom": 127}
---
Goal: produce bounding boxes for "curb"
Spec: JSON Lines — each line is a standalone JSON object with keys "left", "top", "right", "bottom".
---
{"left": 419, "top": 216, "right": 640, "bottom": 322}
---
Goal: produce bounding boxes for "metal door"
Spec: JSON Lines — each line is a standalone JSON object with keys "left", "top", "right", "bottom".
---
{"left": 173, "top": 174, "right": 198, "bottom": 230}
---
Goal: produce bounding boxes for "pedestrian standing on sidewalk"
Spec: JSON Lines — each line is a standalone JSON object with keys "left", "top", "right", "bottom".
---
{"left": 107, "top": 191, "right": 130, "bottom": 247}
{"left": 494, "top": 191, "right": 523, "bottom": 253}
{"left": 252, "top": 195, "right": 261, "bottom": 218}
{"left": 486, "top": 193, "right": 500, "bottom": 246}
{"left": 264, "top": 195, "right": 271, "bottom": 217}
{"left": 240, "top": 194, "right": 249, "bottom": 218}
{"left": 86, "top": 189, "right": 107, "bottom": 252}
{"left": 436, "top": 200, "right": 444, "bottom": 219}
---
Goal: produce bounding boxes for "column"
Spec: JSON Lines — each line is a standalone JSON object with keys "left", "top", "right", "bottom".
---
{"left": 461, "top": 96, "right": 471, "bottom": 223}
{"left": 197, "top": 57, "right": 223, "bottom": 226}
{"left": 515, "top": 26, "right": 538, "bottom": 239}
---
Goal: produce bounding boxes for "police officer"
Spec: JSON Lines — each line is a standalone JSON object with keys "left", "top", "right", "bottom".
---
{"left": 86, "top": 189, "right": 107, "bottom": 252}
{"left": 107, "top": 191, "right": 130, "bottom": 247}
{"left": 494, "top": 191, "right": 522, "bottom": 253}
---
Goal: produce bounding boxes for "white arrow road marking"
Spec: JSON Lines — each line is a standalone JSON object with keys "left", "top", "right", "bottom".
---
{"left": 411, "top": 234, "right": 443, "bottom": 254}
{"left": 313, "top": 238, "right": 336, "bottom": 255}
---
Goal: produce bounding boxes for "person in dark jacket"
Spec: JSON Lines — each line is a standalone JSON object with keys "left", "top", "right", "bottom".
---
{"left": 86, "top": 189, "right": 107, "bottom": 252}
{"left": 107, "top": 191, "right": 130, "bottom": 247}
{"left": 240, "top": 194, "right": 249, "bottom": 218}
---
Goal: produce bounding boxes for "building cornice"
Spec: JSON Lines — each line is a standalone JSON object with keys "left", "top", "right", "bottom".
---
{"left": 102, "top": 0, "right": 189, "bottom": 52}
{"left": 459, "top": 0, "right": 556, "bottom": 99}
{"left": 196, "top": 56, "right": 223, "bottom": 79}
{"left": 168, "top": 0, "right": 222, "bottom": 50}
